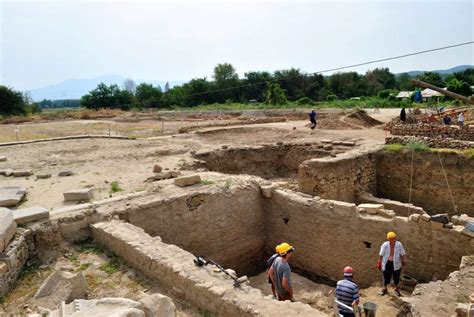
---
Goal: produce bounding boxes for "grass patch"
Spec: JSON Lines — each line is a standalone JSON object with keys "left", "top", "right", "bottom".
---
{"left": 384, "top": 143, "right": 404, "bottom": 153}
{"left": 406, "top": 140, "right": 431, "bottom": 152}
{"left": 200, "top": 179, "right": 215, "bottom": 185}
{"left": 135, "top": 187, "right": 146, "bottom": 192}
{"left": 73, "top": 237, "right": 104, "bottom": 254}
{"left": 99, "top": 262, "right": 120, "bottom": 275}
{"left": 463, "top": 148, "right": 474, "bottom": 159}
{"left": 17, "top": 262, "right": 41, "bottom": 280}
{"left": 110, "top": 181, "right": 122, "bottom": 193}
{"left": 75, "top": 263, "right": 91, "bottom": 272}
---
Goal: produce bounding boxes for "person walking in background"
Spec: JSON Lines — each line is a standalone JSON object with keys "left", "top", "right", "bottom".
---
{"left": 377, "top": 231, "right": 407, "bottom": 297}
{"left": 336, "top": 266, "right": 360, "bottom": 317}
{"left": 268, "top": 242, "right": 295, "bottom": 301}
{"left": 458, "top": 111, "right": 465, "bottom": 126}
{"left": 400, "top": 108, "right": 407, "bottom": 122}
{"left": 266, "top": 243, "right": 281, "bottom": 299}
{"left": 443, "top": 114, "right": 452, "bottom": 125}
{"left": 308, "top": 110, "right": 317, "bottom": 130}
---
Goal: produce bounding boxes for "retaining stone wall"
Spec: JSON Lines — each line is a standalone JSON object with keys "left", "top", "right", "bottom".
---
{"left": 390, "top": 124, "right": 474, "bottom": 141}
{"left": 386, "top": 136, "right": 474, "bottom": 149}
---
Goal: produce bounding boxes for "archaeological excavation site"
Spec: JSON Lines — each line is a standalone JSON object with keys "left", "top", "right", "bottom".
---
{"left": 0, "top": 109, "right": 473, "bottom": 317}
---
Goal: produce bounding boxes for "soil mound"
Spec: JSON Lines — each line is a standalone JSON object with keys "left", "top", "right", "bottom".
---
{"left": 346, "top": 109, "right": 383, "bottom": 127}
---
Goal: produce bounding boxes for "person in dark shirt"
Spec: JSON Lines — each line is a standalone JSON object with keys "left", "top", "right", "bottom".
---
{"left": 308, "top": 110, "right": 317, "bottom": 129}
{"left": 400, "top": 108, "right": 407, "bottom": 122}
{"left": 443, "top": 115, "right": 452, "bottom": 125}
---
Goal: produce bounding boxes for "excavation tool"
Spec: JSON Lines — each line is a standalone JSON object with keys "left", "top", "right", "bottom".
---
{"left": 335, "top": 299, "right": 377, "bottom": 317}
{"left": 193, "top": 255, "right": 248, "bottom": 287}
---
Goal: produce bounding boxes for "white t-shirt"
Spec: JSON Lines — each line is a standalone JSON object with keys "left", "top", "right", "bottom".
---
{"left": 379, "top": 241, "right": 406, "bottom": 271}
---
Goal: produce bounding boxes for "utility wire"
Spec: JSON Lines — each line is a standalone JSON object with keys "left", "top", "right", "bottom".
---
{"left": 183, "top": 41, "right": 474, "bottom": 98}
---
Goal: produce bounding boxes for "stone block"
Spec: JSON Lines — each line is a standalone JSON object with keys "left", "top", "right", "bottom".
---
{"left": 13, "top": 170, "right": 33, "bottom": 177}
{"left": 409, "top": 214, "right": 420, "bottom": 222}
{"left": 443, "top": 223, "right": 454, "bottom": 229}
{"left": 0, "top": 208, "right": 17, "bottom": 252}
{"left": 0, "top": 187, "right": 27, "bottom": 207}
{"left": 378, "top": 209, "right": 396, "bottom": 218}
{"left": 451, "top": 215, "right": 459, "bottom": 225}
{"left": 139, "top": 292, "right": 176, "bottom": 317}
{"left": 421, "top": 214, "right": 431, "bottom": 222}
{"left": 0, "top": 169, "right": 14, "bottom": 177}
{"left": 431, "top": 213, "right": 449, "bottom": 224}
{"left": 58, "top": 170, "right": 74, "bottom": 177}
{"left": 321, "top": 139, "right": 332, "bottom": 143}
{"left": 461, "top": 222, "right": 474, "bottom": 238}
{"left": 153, "top": 164, "right": 163, "bottom": 173}
{"left": 63, "top": 188, "right": 93, "bottom": 202}
{"left": 358, "top": 203, "right": 384, "bottom": 214}
{"left": 459, "top": 214, "right": 472, "bottom": 226}
{"left": 341, "top": 141, "right": 356, "bottom": 146}
{"left": 13, "top": 206, "right": 49, "bottom": 225}
{"left": 174, "top": 175, "right": 201, "bottom": 187}
{"left": 0, "top": 262, "right": 8, "bottom": 275}
{"left": 36, "top": 173, "right": 52, "bottom": 179}
{"left": 260, "top": 185, "right": 276, "bottom": 198}
{"left": 323, "top": 145, "right": 333, "bottom": 150}
{"left": 146, "top": 171, "right": 180, "bottom": 182}
{"left": 0, "top": 156, "right": 6, "bottom": 162}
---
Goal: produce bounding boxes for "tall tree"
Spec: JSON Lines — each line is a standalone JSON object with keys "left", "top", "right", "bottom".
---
{"left": 265, "top": 83, "right": 287, "bottom": 105}
{"left": 122, "top": 79, "right": 137, "bottom": 94}
{"left": 0, "top": 85, "right": 27, "bottom": 116}
{"left": 135, "top": 83, "right": 162, "bottom": 107}
{"left": 213, "top": 63, "right": 239, "bottom": 102}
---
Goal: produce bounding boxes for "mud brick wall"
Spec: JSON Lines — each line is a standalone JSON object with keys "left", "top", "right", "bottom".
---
{"left": 391, "top": 124, "right": 474, "bottom": 141}
{"left": 376, "top": 151, "right": 474, "bottom": 216}
{"left": 264, "top": 189, "right": 474, "bottom": 288}
{"left": 126, "top": 185, "right": 266, "bottom": 276}
{"left": 298, "top": 152, "right": 377, "bottom": 202}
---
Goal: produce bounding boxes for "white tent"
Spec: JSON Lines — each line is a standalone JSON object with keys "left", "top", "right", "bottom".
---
{"left": 421, "top": 88, "right": 444, "bottom": 98}
{"left": 396, "top": 91, "right": 412, "bottom": 98}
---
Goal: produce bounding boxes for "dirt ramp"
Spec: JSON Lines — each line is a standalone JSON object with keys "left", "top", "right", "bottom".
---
{"left": 345, "top": 109, "right": 383, "bottom": 127}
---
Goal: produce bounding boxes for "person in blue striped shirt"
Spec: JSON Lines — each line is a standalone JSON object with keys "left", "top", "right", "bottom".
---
{"left": 335, "top": 266, "right": 360, "bottom": 317}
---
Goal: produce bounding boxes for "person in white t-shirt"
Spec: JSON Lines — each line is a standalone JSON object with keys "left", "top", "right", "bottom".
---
{"left": 377, "top": 231, "right": 407, "bottom": 297}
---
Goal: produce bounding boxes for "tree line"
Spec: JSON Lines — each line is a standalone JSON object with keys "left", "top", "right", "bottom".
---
{"left": 80, "top": 64, "right": 473, "bottom": 109}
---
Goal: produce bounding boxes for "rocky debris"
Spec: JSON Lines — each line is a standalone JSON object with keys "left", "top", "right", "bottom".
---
{"left": 145, "top": 171, "right": 180, "bottom": 182}
{"left": 174, "top": 175, "right": 201, "bottom": 187}
{"left": 58, "top": 170, "right": 74, "bottom": 177}
{"left": 409, "top": 214, "right": 420, "bottom": 222}
{"left": 378, "top": 209, "right": 396, "bottom": 218}
{"left": 455, "top": 303, "right": 474, "bottom": 317}
{"left": 13, "top": 206, "right": 49, "bottom": 225}
{"left": 0, "top": 156, "right": 7, "bottom": 162}
{"left": 221, "top": 145, "right": 228, "bottom": 149}
{"left": 45, "top": 298, "right": 146, "bottom": 317}
{"left": 455, "top": 214, "right": 474, "bottom": 226}
{"left": 0, "top": 208, "right": 17, "bottom": 252}
{"left": 33, "top": 270, "right": 88, "bottom": 309}
{"left": 63, "top": 188, "right": 93, "bottom": 202}
{"left": 431, "top": 213, "right": 450, "bottom": 224}
{"left": 13, "top": 169, "right": 33, "bottom": 177}
{"left": 461, "top": 222, "right": 474, "bottom": 238}
{"left": 0, "top": 169, "right": 14, "bottom": 177}
{"left": 260, "top": 184, "right": 278, "bottom": 198}
{"left": 153, "top": 164, "right": 163, "bottom": 173}
{"left": 389, "top": 124, "right": 474, "bottom": 144}
{"left": 323, "top": 144, "right": 332, "bottom": 150}
{"left": 139, "top": 292, "right": 177, "bottom": 317}
{"left": 358, "top": 203, "right": 384, "bottom": 215}
{"left": 36, "top": 173, "right": 52, "bottom": 179}
{"left": 0, "top": 187, "right": 27, "bottom": 207}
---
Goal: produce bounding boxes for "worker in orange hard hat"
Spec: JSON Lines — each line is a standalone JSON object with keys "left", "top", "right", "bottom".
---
{"left": 377, "top": 232, "right": 407, "bottom": 297}
{"left": 268, "top": 242, "right": 295, "bottom": 301}
{"left": 266, "top": 243, "right": 282, "bottom": 298}
{"left": 336, "top": 266, "right": 360, "bottom": 317}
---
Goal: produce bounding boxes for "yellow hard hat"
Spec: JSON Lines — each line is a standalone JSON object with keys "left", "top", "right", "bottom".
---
{"left": 275, "top": 243, "right": 282, "bottom": 253}
{"left": 387, "top": 231, "right": 397, "bottom": 239}
{"left": 278, "top": 242, "right": 294, "bottom": 255}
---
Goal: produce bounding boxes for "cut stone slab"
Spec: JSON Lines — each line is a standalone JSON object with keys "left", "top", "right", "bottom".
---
{"left": 321, "top": 139, "right": 332, "bottom": 143}
{"left": 0, "top": 208, "right": 17, "bottom": 252}
{"left": 153, "top": 164, "right": 163, "bottom": 173}
{"left": 58, "top": 170, "right": 74, "bottom": 177}
{"left": 139, "top": 292, "right": 176, "bottom": 317}
{"left": 47, "top": 298, "right": 146, "bottom": 317}
{"left": 378, "top": 209, "right": 396, "bottom": 218}
{"left": 409, "top": 214, "right": 420, "bottom": 222}
{"left": 146, "top": 171, "right": 180, "bottom": 182}
{"left": 358, "top": 203, "right": 384, "bottom": 215}
{"left": 33, "top": 270, "right": 87, "bottom": 309}
{"left": 36, "top": 173, "right": 52, "bottom": 179}
{"left": 13, "top": 169, "right": 33, "bottom": 177}
{"left": 341, "top": 141, "right": 356, "bottom": 146}
{"left": 63, "top": 188, "right": 93, "bottom": 202}
{"left": 0, "top": 156, "right": 6, "bottom": 162}
{"left": 174, "top": 175, "right": 201, "bottom": 187}
{"left": 0, "top": 187, "right": 27, "bottom": 207}
{"left": 13, "top": 206, "right": 49, "bottom": 225}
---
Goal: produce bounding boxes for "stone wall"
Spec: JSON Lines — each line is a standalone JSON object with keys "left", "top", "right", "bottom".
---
{"left": 357, "top": 192, "right": 427, "bottom": 217}
{"left": 376, "top": 151, "right": 474, "bottom": 216}
{"left": 298, "top": 151, "right": 377, "bottom": 202}
{"left": 126, "top": 185, "right": 266, "bottom": 276}
{"left": 263, "top": 189, "right": 474, "bottom": 288}
{"left": 390, "top": 123, "right": 474, "bottom": 141}
{"left": 0, "top": 229, "right": 35, "bottom": 296}
{"left": 386, "top": 135, "right": 474, "bottom": 149}
{"left": 194, "top": 143, "right": 345, "bottom": 179}
{"left": 92, "top": 220, "right": 323, "bottom": 317}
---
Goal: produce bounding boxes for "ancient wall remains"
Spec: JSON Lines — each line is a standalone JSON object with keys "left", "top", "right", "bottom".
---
{"left": 92, "top": 220, "right": 323, "bottom": 317}
{"left": 390, "top": 123, "right": 474, "bottom": 141}
{"left": 125, "top": 185, "right": 266, "bottom": 276}
{"left": 263, "top": 189, "right": 474, "bottom": 288}
{"left": 376, "top": 151, "right": 474, "bottom": 216}
{"left": 386, "top": 135, "right": 474, "bottom": 149}
{"left": 298, "top": 151, "right": 377, "bottom": 202}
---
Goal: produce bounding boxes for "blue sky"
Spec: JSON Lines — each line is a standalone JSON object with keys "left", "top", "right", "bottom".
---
{"left": 1, "top": 0, "right": 473, "bottom": 90}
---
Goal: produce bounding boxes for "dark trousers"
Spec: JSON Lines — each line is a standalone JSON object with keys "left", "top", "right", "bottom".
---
{"left": 310, "top": 119, "right": 317, "bottom": 129}
{"left": 383, "top": 260, "right": 401, "bottom": 286}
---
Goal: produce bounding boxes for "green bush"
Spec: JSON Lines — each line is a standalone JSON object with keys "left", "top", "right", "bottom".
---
{"left": 296, "top": 97, "right": 315, "bottom": 105}
{"left": 326, "top": 94, "right": 337, "bottom": 101}
{"left": 110, "top": 181, "right": 122, "bottom": 193}
{"left": 406, "top": 141, "right": 431, "bottom": 152}
{"left": 377, "top": 90, "right": 391, "bottom": 99}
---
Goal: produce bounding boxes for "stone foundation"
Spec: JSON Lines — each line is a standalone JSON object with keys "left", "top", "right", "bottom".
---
{"left": 386, "top": 135, "right": 474, "bottom": 149}
{"left": 390, "top": 123, "right": 474, "bottom": 141}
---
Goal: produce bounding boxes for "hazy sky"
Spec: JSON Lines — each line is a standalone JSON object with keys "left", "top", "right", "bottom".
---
{"left": 1, "top": 0, "right": 473, "bottom": 90}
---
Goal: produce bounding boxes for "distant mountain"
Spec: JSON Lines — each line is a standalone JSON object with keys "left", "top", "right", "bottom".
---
{"left": 397, "top": 65, "right": 473, "bottom": 77}
{"left": 27, "top": 75, "right": 184, "bottom": 101}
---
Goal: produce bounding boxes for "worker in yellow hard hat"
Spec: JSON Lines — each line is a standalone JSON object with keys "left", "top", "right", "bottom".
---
{"left": 377, "top": 232, "right": 407, "bottom": 297}
{"left": 268, "top": 242, "right": 295, "bottom": 301}
{"left": 266, "top": 243, "right": 282, "bottom": 298}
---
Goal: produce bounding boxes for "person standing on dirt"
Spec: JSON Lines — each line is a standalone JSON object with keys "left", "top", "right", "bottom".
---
{"left": 308, "top": 110, "right": 317, "bottom": 129}
{"left": 400, "top": 108, "right": 407, "bottom": 122}
{"left": 377, "top": 232, "right": 407, "bottom": 297}
{"left": 268, "top": 242, "right": 295, "bottom": 301}
{"left": 266, "top": 243, "right": 281, "bottom": 299}
{"left": 458, "top": 111, "right": 465, "bottom": 126}
{"left": 336, "top": 266, "right": 360, "bottom": 317}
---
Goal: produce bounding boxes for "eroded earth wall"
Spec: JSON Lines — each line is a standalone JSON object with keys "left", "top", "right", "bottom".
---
{"left": 263, "top": 189, "right": 474, "bottom": 288}
{"left": 376, "top": 151, "right": 474, "bottom": 216}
